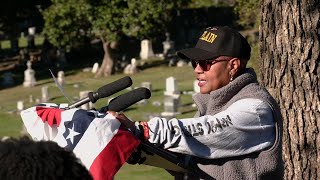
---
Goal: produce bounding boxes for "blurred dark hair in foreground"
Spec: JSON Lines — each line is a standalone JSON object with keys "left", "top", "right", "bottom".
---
{"left": 0, "top": 136, "right": 93, "bottom": 180}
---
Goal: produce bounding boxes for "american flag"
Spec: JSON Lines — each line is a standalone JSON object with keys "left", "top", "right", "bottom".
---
{"left": 20, "top": 103, "right": 140, "bottom": 180}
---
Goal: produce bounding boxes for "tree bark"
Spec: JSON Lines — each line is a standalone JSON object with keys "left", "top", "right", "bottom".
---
{"left": 260, "top": 0, "right": 320, "bottom": 179}
{"left": 95, "top": 41, "right": 116, "bottom": 77}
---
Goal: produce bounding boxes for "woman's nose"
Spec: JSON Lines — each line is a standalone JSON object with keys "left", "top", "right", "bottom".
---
{"left": 194, "top": 63, "right": 203, "bottom": 73}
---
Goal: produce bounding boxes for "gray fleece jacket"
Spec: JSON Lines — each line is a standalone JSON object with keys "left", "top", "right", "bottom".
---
{"left": 189, "top": 68, "right": 284, "bottom": 179}
{"left": 145, "top": 68, "right": 283, "bottom": 179}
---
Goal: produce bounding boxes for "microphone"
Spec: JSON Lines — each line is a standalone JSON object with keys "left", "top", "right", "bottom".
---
{"left": 68, "top": 76, "right": 133, "bottom": 108}
{"left": 102, "top": 87, "right": 151, "bottom": 112}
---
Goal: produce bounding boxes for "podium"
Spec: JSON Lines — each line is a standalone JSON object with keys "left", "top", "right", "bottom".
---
{"left": 130, "top": 141, "right": 213, "bottom": 179}
{"left": 137, "top": 142, "right": 189, "bottom": 173}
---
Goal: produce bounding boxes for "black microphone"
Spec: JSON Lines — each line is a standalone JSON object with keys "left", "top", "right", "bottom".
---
{"left": 102, "top": 87, "right": 151, "bottom": 112}
{"left": 68, "top": 76, "right": 133, "bottom": 108}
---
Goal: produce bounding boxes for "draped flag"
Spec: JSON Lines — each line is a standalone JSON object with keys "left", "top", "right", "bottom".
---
{"left": 20, "top": 103, "right": 140, "bottom": 180}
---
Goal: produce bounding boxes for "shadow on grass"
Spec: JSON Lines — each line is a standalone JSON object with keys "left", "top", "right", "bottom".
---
{"left": 150, "top": 88, "right": 163, "bottom": 93}
{"left": 180, "top": 102, "right": 194, "bottom": 107}
{"left": 50, "top": 95, "right": 65, "bottom": 101}
{"left": 181, "top": 109, "right": 197, "bottom": 115}
{"left": 36, "top": 80, "right": 53, "bottom": 86}
{"left": 138, "top": 59, "right": 168, "bottom": 71}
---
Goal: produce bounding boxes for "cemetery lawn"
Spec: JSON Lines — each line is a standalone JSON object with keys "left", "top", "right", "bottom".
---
{"left": 0, "top": 62, "right": 197, "bottom": 179}
{"left": 0, "top": 36, "right": 44, "bottom": 49}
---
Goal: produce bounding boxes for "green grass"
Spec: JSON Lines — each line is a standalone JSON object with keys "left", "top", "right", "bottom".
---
{"left": 1, "top": 35, "right": 44, "bottom": 49}
{"left": 0, "top": 112, "right": 23, "bottom": 137}
{"left": 115, "top": 164, "right": 172, "bottom": 179}
{"left": 0, "top": 64, "right": 197, "bottom": 136}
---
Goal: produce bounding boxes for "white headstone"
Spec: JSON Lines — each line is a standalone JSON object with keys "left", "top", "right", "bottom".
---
{"left": 164, "top": 76, "right": 179, "bottom": 96}
{"left": 163, "top": 41, "right": 174, "bottom": 55}
{"left": 92, "top": 63, "right": 99, "bottom": 73}
{"left": 28, "top": 27, "right": 36, "bottom": 35}
{"left": 131, "top": 58, "right": 137, "bottom": 66}
{"left": 29, "top": 95, "right": 34, "bottom": 103}
{"left": 176, "top": 60, "right": 187, "bottom": 67}
{"left": 17, "top": 101, "right": 24, "bottom": 111}
{"left": 161, "top": 96, "right": 180, "bottom": 118}
{"left": 23, "top": 61, "right": 36, "bottom": 87}
{"left": 141, "top": 82, "right": 152, "bottom": 91}
{"left": 123, "top": 58, "right": 138, "bottom": 74}
{"left": 162, "top": 32, "right": 175, "bottom": 56}
{"left": 162, "top": 77, "right": 180, "bottom": 117}
{"left": 41, "top": 86, "right": 49, "bottom": 102}
{"left": 57, "top": 71, "right": 65, "bottom": 86}
{"left": 139, "top": 39, "right": 155, "bottom": 60}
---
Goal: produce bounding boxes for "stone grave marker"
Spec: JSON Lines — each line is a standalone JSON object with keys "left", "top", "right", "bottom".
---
{"left": 162, "top": 32, "right": 175, "bottom": 56}
{"left": 161, "top": 96, "right": 180, "bottom": 118}
{"left": 164, "top": 76, "right": 180, "bottom": 97}
{"left": 124, "top": 58, "right": 138, "bottom": 74}
{"left": 57, "top": 71, "right": 65, "bottom": 86}
{"left": 141, "top": 82, "right": 152, "bottom": 91}
{"left": 92, "top": 62, "right": 99, "bottom": 73}
{"left": 140, "top": 39, "right": 155, "bottom": 60}
{"left": 161, "top": 77, "right": 181, "bottom": 118}
{"left": 23, "top": 61, "right": 36, "bottom": 87}
{"left": 17, "top": 101, "right": 24, "bottom": 111}
{"left": 41, "top": 86, "right": 49, "bottom": 102}
{"left": 29, "top": 95, "right": 34, "bottom": 103}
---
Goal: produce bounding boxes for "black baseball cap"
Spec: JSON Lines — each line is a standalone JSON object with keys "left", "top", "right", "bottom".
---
{"left": 177, "top": 26, "right": 251, "bottom": 61}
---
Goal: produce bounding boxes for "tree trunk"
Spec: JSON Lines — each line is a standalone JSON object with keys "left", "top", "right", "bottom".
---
{"left": 95, "top": 41, "right": 115, "bottom": 77}
{"left": 260, "top": 0, "right": 320, "bottom": 179}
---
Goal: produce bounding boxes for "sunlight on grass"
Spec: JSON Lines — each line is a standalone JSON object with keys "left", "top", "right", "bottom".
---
{"left": 1, "top": 35, "right": 44, "bottom": 49}
{"left": 0, "top": 112, "right": 23, "bottom": 138}
{"left": 0, "top": 65, "right": 197, "bottom": 137}
{"left": 1, "top": 40, "right": 10, "bottom": 49}
{"left": 115, "top": 164, "right": 172, "bottom": 180}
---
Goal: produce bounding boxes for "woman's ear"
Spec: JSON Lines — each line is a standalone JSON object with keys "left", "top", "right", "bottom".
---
{"left": 229, "top": 58, "right": 241, "bottom": 77}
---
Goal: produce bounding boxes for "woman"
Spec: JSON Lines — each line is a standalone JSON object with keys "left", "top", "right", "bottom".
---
{"left": 111, "top": 26, "right": 283, "bottom": 180}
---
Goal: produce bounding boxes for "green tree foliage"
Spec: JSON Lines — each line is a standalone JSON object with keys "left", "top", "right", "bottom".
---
{"left": 42, "top": 0, "right": 190, "bottom": 76}
{"left": 86, "top": 0, "right": 125, "bottom": 43}
{"left": 122, "top": 1, "right": 175, "bottom": 39}
{"left": 42, "top": 0, "right": 91, "bottom": 50}
{"left": 234, "top": 0, "right": 260, "bottom": 28}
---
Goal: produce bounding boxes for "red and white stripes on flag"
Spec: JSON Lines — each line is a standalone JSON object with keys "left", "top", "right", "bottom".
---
{"left": 20, "top": 103, "right": 140, "bottom": 180}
